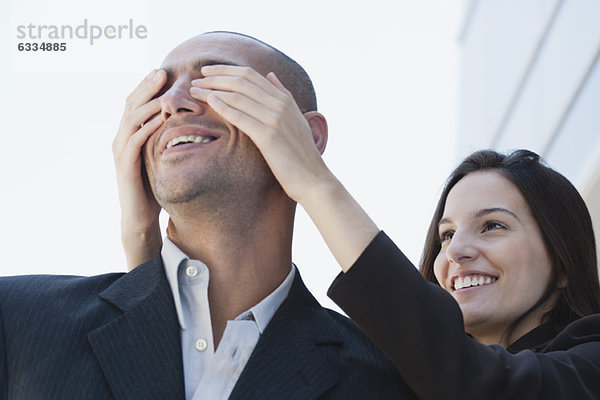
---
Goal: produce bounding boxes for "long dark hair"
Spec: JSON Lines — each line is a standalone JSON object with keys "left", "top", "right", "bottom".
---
{"left": 420, "top": 149, "right": 600, "bottom": 346}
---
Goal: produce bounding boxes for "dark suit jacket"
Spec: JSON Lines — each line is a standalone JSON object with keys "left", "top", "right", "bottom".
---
{"left": 328, "top": 231, "right": 600, "bottom": 399}
{"left": 0, "top": 253, "right": 414, "bottom": 399}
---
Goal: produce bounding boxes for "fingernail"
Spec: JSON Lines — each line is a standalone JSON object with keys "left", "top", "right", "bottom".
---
{"left": 147, "top": 69, "right": 156, "bottom": 79}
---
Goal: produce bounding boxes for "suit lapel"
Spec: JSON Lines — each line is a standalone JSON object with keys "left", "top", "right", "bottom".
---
{"left": 88, "top": 254, "right": 185, "bottom": 400}
{"left": 229, "top": 270, "right": 344, "bottom": 400}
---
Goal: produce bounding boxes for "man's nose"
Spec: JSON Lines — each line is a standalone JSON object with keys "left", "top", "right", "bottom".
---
{"left": 160, "top": 79, "right": 205, "bottom": 120}
{"left": 445, "top": 230, "right": 478, "bottom": 264}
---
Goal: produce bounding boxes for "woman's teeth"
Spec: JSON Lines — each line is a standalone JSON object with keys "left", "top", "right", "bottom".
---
{"left": 454, "top": 275, "right": 497, "bottom": 290}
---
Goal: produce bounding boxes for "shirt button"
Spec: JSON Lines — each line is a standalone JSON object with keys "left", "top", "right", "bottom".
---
{"left": 186, "top": 266, "right": 198, "bottom": 277}
{"left": 195, "top": 339, "right": 208, "bottom": 352}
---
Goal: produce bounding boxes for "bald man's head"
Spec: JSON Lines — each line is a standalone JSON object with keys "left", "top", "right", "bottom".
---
{"left": 200, "top": 31, "right": 317, "bottom": 112}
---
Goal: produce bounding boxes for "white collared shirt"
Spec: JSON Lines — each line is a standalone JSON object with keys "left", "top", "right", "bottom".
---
{"left": 161, "top": 237, "right": 295, "bottom": 400}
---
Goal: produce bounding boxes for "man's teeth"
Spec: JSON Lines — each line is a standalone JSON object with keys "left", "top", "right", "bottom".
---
{"left": 454, "top": 275, "right": 497, "bottom": 290}
{"left": 166, "top": 135, "right": 215, "bottom": 149}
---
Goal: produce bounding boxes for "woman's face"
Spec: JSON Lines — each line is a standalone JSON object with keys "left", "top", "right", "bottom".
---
{"left": 433, "top": 171, "right": 555, "bottom": 345}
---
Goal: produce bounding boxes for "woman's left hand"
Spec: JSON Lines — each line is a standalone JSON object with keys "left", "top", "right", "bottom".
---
{"left": 190, "top": 65, "right": 331, "bottom": 205}
{"left": 190, "top": 65, "right": 379, "bottom": 271}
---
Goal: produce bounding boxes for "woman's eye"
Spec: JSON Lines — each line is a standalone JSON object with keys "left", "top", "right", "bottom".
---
{"left": 483, "top": 221, "right": 504, "bottom": 232}
{"left": 439, "top": 231, "right": 454, "bottom": 242}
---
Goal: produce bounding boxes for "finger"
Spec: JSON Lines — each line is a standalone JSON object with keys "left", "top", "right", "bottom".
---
{"left": 196, "top": 65, "right": 284, "bottom": 100}
{"left": 198, "top": 88, "right": 284, "bottom": 132}
{"left": 194, "top": 67, "right": 302, "bottom": 120}
{"left": 189, "top": 86, "right": 211, "bottom": 102}
{"left": 125, "top": 69, "right": 167, "bottom": 112}
{"left": 266, "top": 72, "right": 292, "bottom": 97}
{"left": 206, "top": 93, "right": 273, "bottom": 145}
{"left": 127, "top": 69, "right": 166, "bottom": 109}
{"left": 200, "top": 64, "right": 263, "bottom": 80}
{"left": 113, "top": 114, "right": 162, "bottom": 161}
{"left": 127, "top": 97, "right": 163, "bottom": 130}
{"left": 126, "top": 116, "right": 163, "bottom": 155}
{"left": 114, "top": 98, "right": 162, "bottom": 151}
{"left": 192, "top": 75, "right": 292, "bottom": 123}
{"left": 192, "top": 76, "right": 285, "bottom": 111}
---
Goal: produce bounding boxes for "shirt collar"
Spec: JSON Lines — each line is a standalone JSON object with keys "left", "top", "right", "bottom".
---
{"left": 162, "top": 237, "right": 192, "bottom": 329}
{"left": 245, "top": 263, "right": 295, "bottom": 334}
{"left": 161, "top": 237, "right": 295, "bottom": 334}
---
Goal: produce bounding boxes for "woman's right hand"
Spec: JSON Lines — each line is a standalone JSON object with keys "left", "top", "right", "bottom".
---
{"left": 112, "top": 69, "right": 167, "bottom": 270}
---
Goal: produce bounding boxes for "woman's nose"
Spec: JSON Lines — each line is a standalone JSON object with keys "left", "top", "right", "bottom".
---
{"left": 445, "top": 230, "right": 478, "bottom": 264}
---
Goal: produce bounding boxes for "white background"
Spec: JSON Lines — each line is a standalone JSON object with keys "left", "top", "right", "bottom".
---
{"left": 0, "top": 0, "right": 460, "bottom": 311}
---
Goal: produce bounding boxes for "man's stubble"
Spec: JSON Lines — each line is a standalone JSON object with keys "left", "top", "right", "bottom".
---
{"left": 149, "top": 141, "right": 282, "bottom": 230}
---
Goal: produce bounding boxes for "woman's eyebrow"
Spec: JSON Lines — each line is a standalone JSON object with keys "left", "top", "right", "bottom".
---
{"left": 474, "top": 207, "right": 520, "bottom": 221}
{"left": 437, "top": 207, "right": 521, "bottom": 228}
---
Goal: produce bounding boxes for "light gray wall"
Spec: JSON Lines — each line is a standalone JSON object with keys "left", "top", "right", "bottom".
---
{"left": 458, "top": 0, "right": 600, "bottom": 264}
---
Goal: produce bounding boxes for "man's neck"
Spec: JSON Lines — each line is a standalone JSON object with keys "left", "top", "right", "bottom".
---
{"left": 165, "top": 195, "right": 295, "bottom": 346}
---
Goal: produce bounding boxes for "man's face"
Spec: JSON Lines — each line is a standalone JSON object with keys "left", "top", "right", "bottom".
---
{"left": 143, "top": 33, "right": 277, "bottom": 210}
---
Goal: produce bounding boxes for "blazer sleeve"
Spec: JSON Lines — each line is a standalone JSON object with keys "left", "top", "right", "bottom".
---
{"left": 0, "top": 297, "right": 7, "bottom": 400}
{"left": 328, "top": 231, "right": 600, "bottom": 399}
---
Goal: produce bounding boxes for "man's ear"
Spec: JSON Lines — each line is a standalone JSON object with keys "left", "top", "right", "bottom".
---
{"left": 304, "top": 111, "right": 328, "bottom": 155}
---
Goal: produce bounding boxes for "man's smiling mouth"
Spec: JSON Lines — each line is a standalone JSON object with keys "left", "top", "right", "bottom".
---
{"left": 166, "top": 135, "right": 217, "bottom": 149}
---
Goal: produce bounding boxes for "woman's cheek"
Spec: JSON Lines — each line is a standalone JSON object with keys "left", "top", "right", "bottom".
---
{"left": 433, "top": 253, "right": 448, "bottom": 290}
